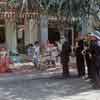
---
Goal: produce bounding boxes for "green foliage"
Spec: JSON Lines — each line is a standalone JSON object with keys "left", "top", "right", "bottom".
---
{"left": 0, "top": 7, "right": 5, "bottom": 12}
{"left": 37, "top": 0, "right": 90, "bottom": 17}
{"left": 6, "top": 0, "right": 100, "bottom": 18}
{"left": 8, "top": 0, "right": 17, "bottom": 7}
{"left": 73, "top": 19, "right": 82, "bottom": 32}
{"left": 8, "top": 0, "right": 16, "bottom": 4}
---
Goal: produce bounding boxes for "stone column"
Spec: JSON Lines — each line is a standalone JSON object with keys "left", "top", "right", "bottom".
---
{"left": 87, "top": 16, "right": 94, "bottom": 33}
{"left": 24, "top": 17, "right": 30, "bottom": 45}
{"left": 40, "top": 15, "right": 48, "bottom": 47}
{"left": 81, "top": 16, "right": 87, "bottom": 35}
{"left": 87, "top": 0, "right": 95, "bottom": 33}
{"left": 24, "top": 17, "right": 38, "bottom": 45}
{"left": 5, "top": 19, "right": 17, "bottom": 51}
{"left": 29, "top": 18, "right": 38, "bottom": 43}
{"left": 81, "top": 0, "right": 95, "bottom": 35}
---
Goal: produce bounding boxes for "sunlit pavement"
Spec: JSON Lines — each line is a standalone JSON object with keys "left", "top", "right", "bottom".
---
{"left": 0, "top": 65, "right": 77, "bottom": 82}
{"left": 0, "top": 56, "right": 99, "bottom": 100}
{"left": 0, "top": 66, "right": 99, "bottom": 100}
{"left": 0, "top": 77, "right": 100, "bottom": 100}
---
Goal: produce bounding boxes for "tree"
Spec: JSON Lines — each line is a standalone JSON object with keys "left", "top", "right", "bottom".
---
{"left": 7, "top": 0, "right": 100, "bottom": 34}
{"left": 7, "top": 0, "right": 17, "bottom": 8}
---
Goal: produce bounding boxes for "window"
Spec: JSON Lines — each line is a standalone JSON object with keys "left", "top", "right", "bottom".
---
{"left": 0, "top": 27, "right": 5, "bottom": 43}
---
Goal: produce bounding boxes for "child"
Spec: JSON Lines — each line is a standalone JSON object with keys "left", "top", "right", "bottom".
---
{"left": 45, "top": 46, "right": 51, "bottom": 65}
{"left": 56, "top": 41, "right": 62, "bottom": 65}
{"left": 45, "top": 40, "right": 52, "bottom": 65}
{"left": 27, "top": 44, "right": 33, "bottom": 61}
{"left": 33, "top": 41, "right": 40, "bottom": 68}
{"left": 51, "top": 43, "right": 58, "bottom": 66}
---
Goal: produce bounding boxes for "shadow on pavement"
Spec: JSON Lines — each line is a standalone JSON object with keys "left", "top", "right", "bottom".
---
{"left": 0, "top": 76, "right": 97, "bottom": 100}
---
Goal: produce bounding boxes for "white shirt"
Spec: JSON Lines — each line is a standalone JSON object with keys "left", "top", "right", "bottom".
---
{"left": 33, "top": 46, "right": 40, "bottom": 59}
{"left": 51, "top": 46, "right": 58, "bottom": 57}
{"left": 57, "top": 42, "right": 62, "bottom": 52}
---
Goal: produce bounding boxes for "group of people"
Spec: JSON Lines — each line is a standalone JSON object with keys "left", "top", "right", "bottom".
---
{"left": 27, "top": 40, "right": 61, "bottom": 68}
{"left": 75, "top": 36, "right": 100, "bottom": 86}
{"left": 44, "top": 41, "right": 61, "bottom": 66}
{"left": 27, "top": 41, "right": 40, "bottom": 68}
{"left": 27, "top": 36, "right": 100, "bottom": 87}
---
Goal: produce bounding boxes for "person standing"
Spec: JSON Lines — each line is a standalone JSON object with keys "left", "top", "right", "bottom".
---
{"left": 33, "top": 41, "right": 40, "bottom": 69}
{"left": 88, "top": 40, "right": 97, "bottom": 83}
{"left": 75, "top": 39, "right": 85, "bottom": 78}
{"left": 45, "top": 40, "right": 52, "bottom": 65}
{"left": 56, "top": 41, "right": 62, "bottom": 65}
{"left": 27, "top": 44, "right": 33, "bottom": 61}
{"left": 96, "top": 41, "right": 100, "bottom": 77}
{"left": 61, "top": 40, "right": 71, "bottom": 77}
{"left": 51, "top": 43, "right": 57, "bottom": 66}
{"left": 84, "top": 43, "right": 92, "bottom": 79}
{"left": 91, "top": 40, "right": 100, "bottom": 79}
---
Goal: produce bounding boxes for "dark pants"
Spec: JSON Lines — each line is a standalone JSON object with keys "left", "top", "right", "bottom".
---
{"left": 90, "top": 57, "right": 97, "bottom": 82}
{"left": 61, "top": 55, "right": 69, "bottom": 77}
{"left": 76, "top": 55, "right": 85, "bottom": 77}
{"left": 91, "top": 57, "right": 100, "bottom": 88}
{"left": 85, "top": 55, "right": 92, "bottom": 78}
{"left": 95, "top": 56, "right": 100, "bottom": 77}
{"left": 62, "top": 63, "right": 69, "bottom": 77}
{"left": 87, "top": 62, "right": 92, "bottom": 78}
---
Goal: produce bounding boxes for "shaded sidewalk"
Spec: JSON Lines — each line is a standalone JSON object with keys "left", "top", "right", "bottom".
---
{"left": 0, "top": 64, "right": 78, "bottom": 82}
{"left": 0, "top": 56, "right": 77, "bottom": 82}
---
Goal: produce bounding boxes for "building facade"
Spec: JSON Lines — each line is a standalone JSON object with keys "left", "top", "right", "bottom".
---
{"left": 0, "top": 0, "right": 63, "bottom": 52}
{"left": 1, "top": 0, "right": 98, "bottom": 53}
{"left": 0, "top": 0, "right": 42, "bottom": 52}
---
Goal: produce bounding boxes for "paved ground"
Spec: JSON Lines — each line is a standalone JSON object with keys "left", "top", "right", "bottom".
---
{"left": 0, "top": 77, "right": 100, "bottom": 100}
{"left": 0, "top": 56, "right": 99, "bottom": 100}
{"left": 0, "top": 66, "right": 99, "bottom": 100}
{"left": 3, "top": 56, "right": 77, "bottom": 75}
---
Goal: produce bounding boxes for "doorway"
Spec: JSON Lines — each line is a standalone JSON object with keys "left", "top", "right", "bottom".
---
{"left": 48, "top": 28, "right": 60, "bottom": 43}
{"left": 0, "top": 27, "right": 5, "bottom": 44}
{"left": 17, "top": 28, "right": 25, "bottom": 53}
